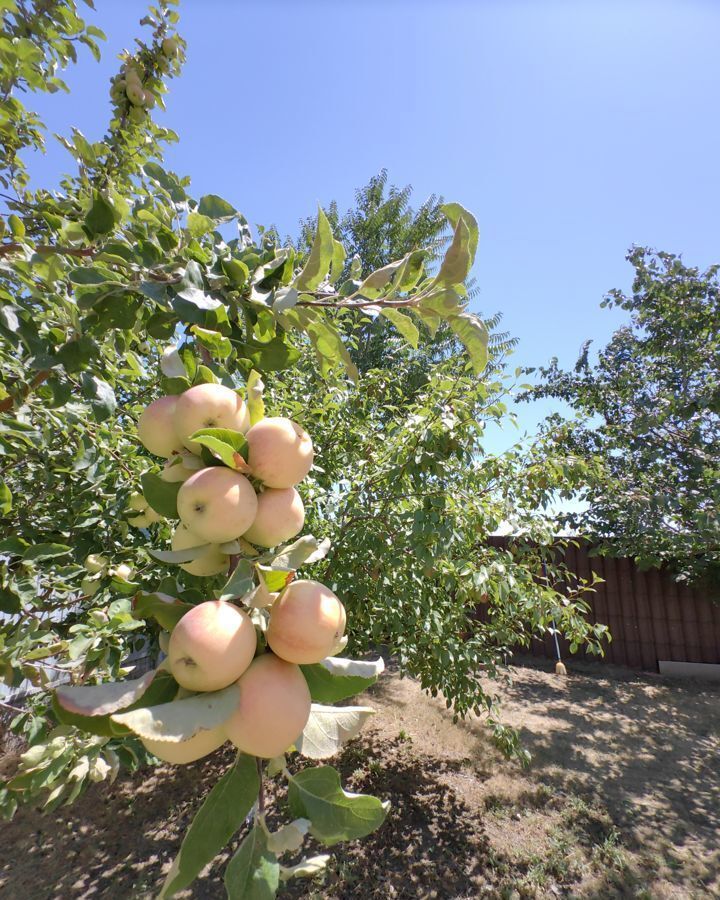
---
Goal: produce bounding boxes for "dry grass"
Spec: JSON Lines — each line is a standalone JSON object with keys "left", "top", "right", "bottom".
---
{"left": 1, "top": 657, "right": 718, "bottom": 898}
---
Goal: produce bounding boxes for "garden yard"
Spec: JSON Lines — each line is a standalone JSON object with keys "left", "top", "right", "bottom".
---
{"left": 3, "top": 659, "right": 718, "bottom": 899}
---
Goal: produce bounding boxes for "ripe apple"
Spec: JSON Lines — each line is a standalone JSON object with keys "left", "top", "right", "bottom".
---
{"left": 173, "top": 383, "right": 250, "bottom": 454}
{"left": 225, "top": 654, "right": 311, "bottom": 758}
{"left": 171, "top": 523, "right": 229, "bottom": 576}
{"left": 242, "top": 487, "right": 305, "bottom": 548}
{"left": 177, "top": 466, "right": 258, "bottom": 544}
{"left": 168, "top": 599, "right": 256, "bottom": 692}
{"left": 246, "top": 417, "right": 313, "bottom": 488}
{"left": 138, "top": 396, "right": 185, "bottom": 458}
{"left": 266, "top": 580, "right": 346, "bottom": 665}
{"left": 142, "top": 725, "right": 226, "bottom": 764}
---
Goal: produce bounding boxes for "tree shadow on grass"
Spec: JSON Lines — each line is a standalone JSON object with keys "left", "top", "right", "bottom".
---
{"left": 438, "top": 658, "right": 720, "bottom": 894}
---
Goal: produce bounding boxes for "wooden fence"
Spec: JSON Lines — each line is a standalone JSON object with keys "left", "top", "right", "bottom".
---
{"left": 481, "top": 539, "right": 720, "bottom": 671}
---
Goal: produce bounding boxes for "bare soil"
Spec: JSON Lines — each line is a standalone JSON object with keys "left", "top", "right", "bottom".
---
{"left": 1, "top": 657, "right": 718, "bottom": 899}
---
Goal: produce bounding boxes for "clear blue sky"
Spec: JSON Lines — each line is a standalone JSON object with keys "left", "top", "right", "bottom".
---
{"left": 25, "top": 0, "right": 720, "bottom": 444}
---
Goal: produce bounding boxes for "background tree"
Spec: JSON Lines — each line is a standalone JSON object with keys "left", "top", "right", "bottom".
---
{"left": 527, "top": 247, "right": 720, "bottom": 587}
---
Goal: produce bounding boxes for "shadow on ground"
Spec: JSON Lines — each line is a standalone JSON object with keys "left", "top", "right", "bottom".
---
{"left": 1, "top": 659, "right": 718, "bottom": 899}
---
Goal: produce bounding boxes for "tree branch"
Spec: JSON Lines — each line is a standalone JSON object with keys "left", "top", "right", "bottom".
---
{"left": 0, "top": 370, "right": 51, "bottom": 413}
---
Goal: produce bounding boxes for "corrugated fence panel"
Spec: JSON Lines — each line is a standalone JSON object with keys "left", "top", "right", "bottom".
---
{"left": 477, "top": 539, "right": 720, "bottom": 672}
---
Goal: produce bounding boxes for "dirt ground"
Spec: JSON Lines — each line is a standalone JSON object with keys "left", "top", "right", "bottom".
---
{"left": 1, "top": 657, "right": 718, "bottom": 899}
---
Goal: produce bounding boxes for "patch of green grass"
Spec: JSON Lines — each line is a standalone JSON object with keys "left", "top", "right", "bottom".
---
{"left": 483, "top": 792, "right": 514, "bottom": 815}
{"left": 591, "top": 825, "right": 628, "bottom": 871}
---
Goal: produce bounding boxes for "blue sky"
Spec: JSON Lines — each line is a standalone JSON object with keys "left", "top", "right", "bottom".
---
{"left": 25, "top": 0, "right": 720, "bottom": 444}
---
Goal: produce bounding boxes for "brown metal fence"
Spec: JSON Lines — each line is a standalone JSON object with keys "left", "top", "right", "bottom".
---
{"left": 482, "top": 539, "right": 720, "bottom": 671}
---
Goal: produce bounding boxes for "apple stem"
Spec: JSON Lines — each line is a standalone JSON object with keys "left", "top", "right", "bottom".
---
{"left": 256, "top": 757, "right": 266, "bottom": 814}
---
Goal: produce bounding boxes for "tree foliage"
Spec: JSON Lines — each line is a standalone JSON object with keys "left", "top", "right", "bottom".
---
{"left": 528, "top": 248, "right": 720, "bottom": 586}
{"left": 0, "top": 2, "right": 607, "bottom": 868}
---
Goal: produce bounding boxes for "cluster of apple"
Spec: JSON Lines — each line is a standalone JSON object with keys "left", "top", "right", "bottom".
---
{"left": 146, "top": 580, "right": 345, "bottom": 764}
{"left": 136, "top": 382, "right": 312, "bottom": 572}
{"left": 133, "top": 381, "right": 346, "bottom": 764}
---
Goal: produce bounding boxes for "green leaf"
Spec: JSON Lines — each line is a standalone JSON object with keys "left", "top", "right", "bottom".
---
{"left": 140, "top": 472, "right": 181, "bottom": 518}
{"left": 447, "top": 313, "right": 489, "bottom": 373}
{"left": 441, "top": 202, "right": 479, "bottom": 264}
{"left": 379, "top": 309, "right": 419, "bottom": 349}
{"left": 148, "top": 546, "right": 211, "bottom": 565}
{"left": 53, "top": 670, "right": 178, "bottom": 738}
{"left": 186, "top": 212, "right": 214, "bottom": 238}
{"left": 160, "top": 753, "right": 260, "bottom": 899}
{"left": 394, "top": 249, "right": 427, "bottom": 292}
{"left": 0, "top": 537, "right": 29, "bottom": 556}
{"left": 198, "top": 194, "right": 237, "bottom": 221}
{"left": 84, "top": 192, "right": 117, "bottom": 236}
{"left": 68, "top": 266, "right": 118, "bottom": 286}
{"left": 357, "top": 258, "right": 404, "bottom": 299}
{"left": 111, "top": 683, "right": 240, "bottom": 741}
{"left": 190, "top": 427, "right": 249, "bottom": 468}
{"left": 295, "top": 704, "right": 375, "bottom": 760}
{"left": 218, "top": 559, "right": 254, "bottom": 602}
{"left": 233, "top": 336, "right": 301, "bottom": 373}
{"left": 429, "top": 215, "right": 473, "bottom": 289}
{"left": 132, "top": 592, "right": 194, "bottom": 630}
{"left": 51, "top": 693, "right": 129, "bottom": 738}
{"left": 272, "top": 286, "right": 298, "bottom": 313}
{"left": 329, "top": 239, "right": 346, "bottom": 284}
{"left": 294, "top": 207, "right": 333, "bottom": 292}
{"left": 271, "top": 536, "right": 331, "bottom": 570}
{"left": 300, "top": 657, "right": 384, "bottom": 704}
{"left": 256, "top": 564, "right": 294, "bottom": 593}
{"left": 22, "top": 543, "right": 71, "bottom": 562}
{"left": 55, "top": 669, "right": 158, "bottom": 717}
{"left": 279, "top": 854, "right": 331, "bottom": 882}
{"left": 190, "top": 326, "right": 232, "bottom": 358}
{"left": 419, "top": 288, "right": 464, "bottom": 316}
{"left": 305, "top": 319, "right": 358, "bottom": 383}
{"left": 221, "top": 258, "right": 250, "bottom": 288}
{"left": 246, "top": 370, "right": 265, "bottom": 426}
{"left": 0, "top": 586, "right": 20, "bottom": 614}
{"left": 225, "top": 822, "right": 279, "bottom": 900}
{"left": 0, "top": 478, "right": 11, "bottom": 515}
{"left": 288, "top": 765, "right": 388, "bottom": 846}
{"left": 81, "top": 374, "right": 116, "bottom": 421}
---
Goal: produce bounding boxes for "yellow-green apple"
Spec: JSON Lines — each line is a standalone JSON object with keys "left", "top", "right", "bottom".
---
{"left": 173, "top": 383, "right": 250, "bottom": 454}
{"left": 171, "top": 523, "right": 229, "bottom": 576}
{"left": 128, "top": 492, "right": 148, "bottom": 511}
{"left": 128, "top": 507, "right": 162, "bottom": 529}
{"left": 138, "top": 395, "right": 185, "bottom": 458}
{"left": 111, "top": 563, "right": 134, "bottom": 581}
{"left": 266, "top": 580, "right": 346, "bottom": 664}
{"left": 225, "top": 653, "right": 311, "bottom": 758}
{"left": 84, "top": 554, "right": 108, "bottom": 574}
{"left": 242, "top": 487, "right": 305, "bottom": 548}
{"left": 246, "top": 417, "right": 313, "bottom": 488}
{"left": 141, "top": 726, "right": 226, "bottom": 764}
{"left": 168, "top": 599, "right": 256, "bottom": 692}
{"left": 177, "top": 466, "right": 257, "bottom": 543}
